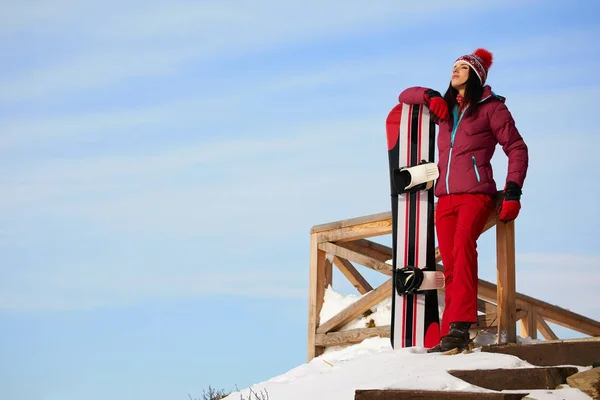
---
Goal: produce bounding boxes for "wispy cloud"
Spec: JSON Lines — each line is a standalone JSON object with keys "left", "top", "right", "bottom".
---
{"left": 0, "top": 0, "right": 529, "bottom": 104}
{"left": 0, "top": 0, "right": 87, "bottom": 34}
{"left": 0, "top": 115, "right": 385, "bottom": 233}
{"left": 0, "top": 264, "right": 307, "bottom": 311}
{"left": 0, "top": 46, "right": 201, "bottom": 104}
{"left": 2, "top": 0, "right": 597, "bottom": 317}
{"left": 514, "top": 253, "right": 600, "bottom": 319}
{"left": 4, "top": 35, "right": 595, "bottom": 152}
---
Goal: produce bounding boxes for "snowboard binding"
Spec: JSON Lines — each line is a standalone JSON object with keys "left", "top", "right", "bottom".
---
{"left": 392, "top": 160, "right": 439, "bottom": 195}
{"left": 395, "top": 265, "right": 445, "bottom": 296}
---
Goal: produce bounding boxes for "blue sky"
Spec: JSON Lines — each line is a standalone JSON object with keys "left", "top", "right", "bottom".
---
{"left": 1, "top": 1, "right": 599, "bottom": 399}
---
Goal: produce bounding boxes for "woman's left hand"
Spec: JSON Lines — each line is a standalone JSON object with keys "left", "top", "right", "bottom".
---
{"left": 498, "top": 199, "right": 521, "bottom": 222}
{"left": 498, "top": 181, "right": 522, "bottom": 222}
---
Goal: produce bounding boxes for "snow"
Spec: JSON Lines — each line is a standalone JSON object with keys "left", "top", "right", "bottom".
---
{"left": 222, "top": 286, "right": 593, "bottom": 400}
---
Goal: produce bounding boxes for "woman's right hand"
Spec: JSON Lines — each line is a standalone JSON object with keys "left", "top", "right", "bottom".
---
{"left": 424, "top": 89, "right": 449, "bottom": 123}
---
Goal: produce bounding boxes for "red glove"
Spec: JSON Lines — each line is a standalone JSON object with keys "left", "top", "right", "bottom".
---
{"left": 498, "top": 181, "right": 522, "bottom": 222}
{"left": 498, "top": 200, "right": 520, "bottom": 222}
{"left": 424, "top": 89, "right": 449, "bottom": 123}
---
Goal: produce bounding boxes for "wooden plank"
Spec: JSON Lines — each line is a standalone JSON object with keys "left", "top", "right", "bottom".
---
{"left": 311, "top": 211, "right": 391, "bottom": 233}
{"left": 355, "top": 389, "right": 528, "bottom": 400}
{"left": 324, "top": 254, "right": 333, "bottom": 290}
{"left": 316, "top": 220, "right": 392, "bottom": 243}
{"left": 316, "top": 279, "right": 392, "bottom": 334}
{"left": 480, "top": 337, "right": 600, "bottom": 367}
{"left": 478, "top": 299, "right": 497, "bottom": 315}
{"left": 352, "top": 239, "right": 393, "bottom": 258}
{"left": 307, "top": 233, "right": 328, "bottom": 361}
{"left": 519, "top": 305, "right": 537, "bottom": 339}
{"left": 448, "top": 366, "right": 579, "bottom": 391}
{"left": 496, "top": 219, "right": 517, "bottom": 344}
{"left": 315, "top": 326, "right": 390, "bottom": 347}
{"left": 315, "top": 309, "right": 520, "bottom": 347}
{"left": 319, "top": 242, "right": 392, "bottom": 276}
{"left": 473, "top": 309, "right": 527, "bottom": 330}
{"left": 532, "top": 304, "right": 600, "bottom": 336}
{"left": 477, "top": 279, "right": 600, "bottom": 336}
{"left": 332, "top": 256, "right": 373, "bottom": 295}
{"left": 536, "top": 315, "right": 558, "bottom": 340}
{"left": 338, "top": 240, "right": 392, "bottom": 263}
{"left": 477, "top": 280, "right": 500, "bottom": 303}
{"left": 311, "top": 191, "right": 502, "bottom": 235}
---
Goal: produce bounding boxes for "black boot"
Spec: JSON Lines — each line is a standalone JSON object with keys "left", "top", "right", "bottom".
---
{"left": 427, "top": 322, "right": 471, "bottom": 353}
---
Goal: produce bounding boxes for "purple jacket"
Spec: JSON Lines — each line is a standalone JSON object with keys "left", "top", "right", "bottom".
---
{"left": 398, "top": 85, "right": 528, "bottom": 198}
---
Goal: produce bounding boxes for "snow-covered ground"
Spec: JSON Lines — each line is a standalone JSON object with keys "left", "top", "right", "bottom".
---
{"left": 223, "top": 287, "right": 593, "bottom": 400}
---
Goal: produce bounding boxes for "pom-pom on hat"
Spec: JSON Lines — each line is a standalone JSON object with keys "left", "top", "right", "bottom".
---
{"left": 454, "top": 48, "right": 493, "bottom": 85}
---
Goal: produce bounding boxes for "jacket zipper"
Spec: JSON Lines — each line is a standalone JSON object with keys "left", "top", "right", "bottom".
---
{"left": 472, "top": 155, "right": 481, "bottom": 182}
{"left": 443, "top": 94, "right": 494, "bottom": 194}
{"left": 445, "top": 104, "right": 469, "bottom": 194}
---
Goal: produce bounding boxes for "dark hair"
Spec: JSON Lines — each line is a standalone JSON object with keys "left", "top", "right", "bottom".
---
{"left": 443, "top": 66, "right": 484, "bottom": 118}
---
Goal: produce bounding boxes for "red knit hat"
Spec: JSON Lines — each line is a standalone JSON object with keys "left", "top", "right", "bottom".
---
{"left": 454, "top": 48, "right": 493, "bottom": 85}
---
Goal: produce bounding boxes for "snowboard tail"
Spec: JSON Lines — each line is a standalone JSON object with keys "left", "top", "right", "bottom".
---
{"left": 386, "top": 102, "right": 441, "bottom": 349}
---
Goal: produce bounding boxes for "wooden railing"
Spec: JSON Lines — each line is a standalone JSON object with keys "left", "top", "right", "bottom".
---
{"left": 307, "top": 193, "right": 600, "bottom": 360}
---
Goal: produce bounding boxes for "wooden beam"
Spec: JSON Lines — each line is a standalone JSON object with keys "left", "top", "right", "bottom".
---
{"left": 533, "top": 304, "right": 600, "bottom": 337}
{"left": 496, "top": 219, "right": 517, "bottom": 344}
{"left": 536, "top": 315, "right": 559, "bottom": 340}
{"left": 480, "top": 337, "right": 600, "bottom": 367}
{"left": 316, "top": 279, "right": 392, "bottom": 335}
{"left": 307, "top": 233, "right": 328, "bottom": 361}
{"left": 520, "top": 305, "right": 538, "bottom": 339}
{"left": 448, "top": 366, "right": 579, "bottom": 391}
{"left": 473, "top": 309, "right": 527, "bottom": 330}
{"left": 312, "top": 212, "right": 392, "bottom": 243}
{"left": 315, "top": 326, "right": 390, "bottom": 347}
{"left": 478, "top": 298, "right": 497, "bottom": 315}
{"left": 355, "top": 389, "right": 529, "bottom": 400}
{"left": 337, "top": 240, "right": 392, "bottom": 263}
{"left": 311, "top": 211, "right": 391, "bottom": 233}
{"left": 319, "top": 242, "right": 392, "bottom": 276}
{"left": 317, "top": 308, "right": 526, "bottom": 348}
{"left": 332, "top": 256, "right": 373, "bottom": 295}
{"left": 352, "top": 239, "right": 393, "bottom": 256}
{"left": 477, "top": 279, "right": 600, "bottom": 337}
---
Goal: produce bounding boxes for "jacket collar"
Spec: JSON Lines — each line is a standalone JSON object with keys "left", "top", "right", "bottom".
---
{"left": 480, "top": 85, "right": 505, "bottom": 103}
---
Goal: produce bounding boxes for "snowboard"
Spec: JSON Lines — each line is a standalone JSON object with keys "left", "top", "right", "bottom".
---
{"left": 386, "top": 102, "right": 441, "bottom": 349}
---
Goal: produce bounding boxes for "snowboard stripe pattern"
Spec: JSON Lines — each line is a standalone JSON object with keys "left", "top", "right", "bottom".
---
{"left": 386, "top": 102, "right": 440, "bottom": 349}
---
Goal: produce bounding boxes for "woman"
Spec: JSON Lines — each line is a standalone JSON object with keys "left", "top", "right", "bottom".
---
{"left": 398, "top": 48, "right": 529, "bottom": 352}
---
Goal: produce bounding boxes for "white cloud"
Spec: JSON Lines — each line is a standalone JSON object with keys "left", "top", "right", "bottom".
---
{"left": 493, "top": 28, "right": 600, "bottom": 63}
{"left": 0, "top": 0, "right": 529, "bottom": 103}
{"left": 0, "top": 53, "right": 428, "bottom": 149}
{"left": 0, "top": 46, "right": 201, "bottom": 104}
{"left": 0, "top": 105, "right": 170, "bottom": 149}
{"left": 0, "top": 264, "right": 307, "bottom": 311}
{"left": 0, "top": 115, "right": 387, "bottom": 236}
{"left": 4, "top": 41, "right": 595, "bottom": 152}
{"left": 518, "top": 253, "right": 600, "bottom": 274}
{"left": 0, "top": 0, "right": 87, "bottom": 34}
{"left": 514, "top": 253, "right": 600, "bottom": 319}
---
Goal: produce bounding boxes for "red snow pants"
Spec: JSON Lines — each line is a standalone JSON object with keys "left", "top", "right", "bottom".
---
{"left": 436, "top": 193, "right": 495, "bottom": 337}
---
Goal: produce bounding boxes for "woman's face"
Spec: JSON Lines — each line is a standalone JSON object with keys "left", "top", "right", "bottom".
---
{"left": 451, "top": 62, "right": 470, "bottom": 89}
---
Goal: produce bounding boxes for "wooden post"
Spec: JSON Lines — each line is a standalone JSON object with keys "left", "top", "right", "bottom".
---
{"left": 307, "top": 232, "right": 331, "bottom": 361}
{"left": 307, "top": 207, "right": 600, "bottom": 352}
{"left": 520, "top": 305, "right": 538, "bottom": 339}
{"left": 496, "top": 219, "right": 517, "bottom": 344}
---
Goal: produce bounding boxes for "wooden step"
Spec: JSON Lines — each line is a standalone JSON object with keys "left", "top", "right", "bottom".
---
{"left": 448, "top": 366, "right": 579, "bottom": 391}
{"left": 354, "top": 389, "right": 529, "bottom": 399}
{"left": 480, "top": 337, "right": 600, "bottom": 366}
